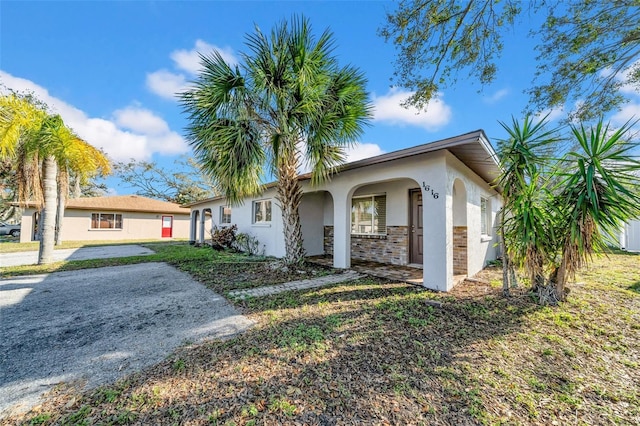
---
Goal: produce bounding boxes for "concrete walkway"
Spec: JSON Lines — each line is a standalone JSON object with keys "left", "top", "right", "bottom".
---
{"left": 0, "top": 245, "right": 154, "bottom": 268}
{"left": 228, "top": 270, "right": 364, "bottom": 300}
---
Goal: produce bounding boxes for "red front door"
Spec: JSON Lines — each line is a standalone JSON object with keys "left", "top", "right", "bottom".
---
{"left": 161, "top": 216, "right": 173, "bottom": 238}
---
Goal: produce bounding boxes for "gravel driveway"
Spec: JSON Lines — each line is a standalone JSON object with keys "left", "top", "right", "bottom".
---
{"left": 0, "top": 262, "right": 254, "bottom": 416}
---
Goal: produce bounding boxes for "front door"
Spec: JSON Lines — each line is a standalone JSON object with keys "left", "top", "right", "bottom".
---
{"left": 409, "top": 189, "right": 423, "bottom": 264}
{"left": 161, "top": 215, "right": 173, "bottom": 238}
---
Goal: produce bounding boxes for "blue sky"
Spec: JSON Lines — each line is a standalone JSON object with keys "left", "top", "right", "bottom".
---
{"left": 2, "top": 1, "right": 638, "bottom": 195}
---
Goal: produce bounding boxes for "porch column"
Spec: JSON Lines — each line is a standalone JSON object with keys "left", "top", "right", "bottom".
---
{"left": 332, "top": 188, "right": 351, "bottom": 269}
{"left": 198, "top": 209, "right": 206, "bottom": 243}
{"left": 420, "top": 167, "right": 451, "bottom": 291}
{"left": 189, "top": 211, "right": 197, "bottom": 244}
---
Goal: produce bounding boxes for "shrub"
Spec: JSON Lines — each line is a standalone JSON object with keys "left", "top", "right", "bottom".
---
{"left": 233, "top": 232, "right": 264, "bottom": 256}
{"left": 210, "top": 224, "right": 237, "bottom": 250}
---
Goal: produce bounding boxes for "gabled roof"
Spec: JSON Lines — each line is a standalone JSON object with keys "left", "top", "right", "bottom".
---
{"left": 184, "top": 129, "right": 501, "bottom": 207}
{"left": 21, "top": 195, "right": 189, "bottom": 215}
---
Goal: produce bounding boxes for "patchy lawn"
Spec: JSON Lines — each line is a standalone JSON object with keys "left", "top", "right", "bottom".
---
{"left": 5, "top": 247, "right": 639, "bottom": 425}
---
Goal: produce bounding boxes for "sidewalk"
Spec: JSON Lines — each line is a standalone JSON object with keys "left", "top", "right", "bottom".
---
{"left": 228, "top": 270, "right": 364, "bottom": 300}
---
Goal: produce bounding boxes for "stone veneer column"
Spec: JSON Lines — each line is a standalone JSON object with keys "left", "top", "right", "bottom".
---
{"left": 452, "top": 226, "right": 467, "bottom": 275}
{"left": 324, "top": 226, "right": 334, "bottom": 256}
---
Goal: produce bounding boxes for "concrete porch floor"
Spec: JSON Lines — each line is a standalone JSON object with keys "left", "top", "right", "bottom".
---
{"left": 307, "top": 255, "right": 468, "bottom": 287}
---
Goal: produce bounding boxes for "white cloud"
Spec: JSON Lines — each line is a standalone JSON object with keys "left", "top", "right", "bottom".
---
{"left": 612, "top": 103, "right": 640, "bottom": 125}
{"left": 145, "top": 69, "right": 187, "bottom": 100}
{"left": 0, "top": 71, "right": 188, "bottom": 161}
{"left": 483, "top": 88, "right": 509, "bottom": 104}
{"left": 534, "top": 106, "right": 565, "bottom": 122}
{"left": 345, "top": 143, "right": 385, "bottom": 162}
{"left": 372, "top": 88, "right": 452, "bottom": 131}
{"left": 113, "top": 106, "right": 170, "bottom": 135}
{"left": 146, "top": 40, "right": 238, "bottom": 100}
{"left": 170, "top": 39, "right": 238, "bottom": 74}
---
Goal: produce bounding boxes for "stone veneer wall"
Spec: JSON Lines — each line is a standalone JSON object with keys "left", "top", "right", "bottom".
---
{"left": 323, "top": 225, "right": 409, "bottom": 265}
{"left": 453, "top": 226, "right": 468, "bottom": 275}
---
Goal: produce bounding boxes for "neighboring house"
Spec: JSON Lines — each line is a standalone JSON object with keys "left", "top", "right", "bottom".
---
{"left": 185, "top": 130, "right": 503, "bottom": 292}
{"left": 621, "top": 219, "right": 640, "bottom": 252}
{"left": 18, "top": 195, "right": 190, "bottom": 243}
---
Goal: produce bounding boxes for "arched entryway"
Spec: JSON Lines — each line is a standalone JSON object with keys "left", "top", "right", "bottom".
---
{"left": 452, "top": 179, "right": 468, "bottom": 275}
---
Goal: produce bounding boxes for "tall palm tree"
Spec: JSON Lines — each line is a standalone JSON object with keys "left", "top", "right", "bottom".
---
{"left": 180, "top": 16, "right": 372, "bottom": 265}
{"left": 49, "top": 118, "right": 110, "bottom": 245}
{"left": 0, "top": 94, "right": 110, "bottom": 263}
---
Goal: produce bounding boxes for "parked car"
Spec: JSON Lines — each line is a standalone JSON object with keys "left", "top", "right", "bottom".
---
{"left": 0, "top": 221, "right": 21, "bottom": 237}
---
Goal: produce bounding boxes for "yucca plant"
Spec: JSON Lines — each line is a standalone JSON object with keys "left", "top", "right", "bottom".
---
{"left": 497, "top": 115, "right": 561, "bottom": 296}
{"left": 552, "top": 120, "right": 640, "bottom": 301}
{"left": 498, "top": 116, "right": 640, "bottom": 304}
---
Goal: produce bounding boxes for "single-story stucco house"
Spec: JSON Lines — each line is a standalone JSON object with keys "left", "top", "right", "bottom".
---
{"left": 185, "top": 130, "right": 503, "bottom": 292}
{"left": 18, "top": 195, "right": 190, "bottom": 243}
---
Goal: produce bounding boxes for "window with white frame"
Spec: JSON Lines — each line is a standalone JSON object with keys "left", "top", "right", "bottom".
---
{"left": 253, "top": 200, "right": 272, "bottom": 223}
{"left": 351, "top": 194, "right": 386, "bottom": 235}
{"left": 91, "top": 213, "right": 123, "bottom": 229}
{"left": 220, "top": 206, "right": 232, "bottom": 224}
{"left": 480, "top": 197, "right": 491, "bottom": 236}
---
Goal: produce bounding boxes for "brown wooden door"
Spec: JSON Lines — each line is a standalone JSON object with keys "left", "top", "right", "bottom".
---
{"left": 410, "top": 189, "right": 423, "bottom": 264}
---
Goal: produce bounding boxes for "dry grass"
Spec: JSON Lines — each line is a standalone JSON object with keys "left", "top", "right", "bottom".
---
{"left": 4, "top": 247, "right": 639, "bottom": 426}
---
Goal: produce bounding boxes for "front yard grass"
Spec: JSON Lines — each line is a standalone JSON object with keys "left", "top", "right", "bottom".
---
{"left": 5, "top": 245, "right": 640, "bottom": 425}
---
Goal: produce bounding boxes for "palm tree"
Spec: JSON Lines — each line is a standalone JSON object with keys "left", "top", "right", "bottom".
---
{"left": 0, "top": 94, "right": 110, "bottom": 263}
{"left": 180, "top": 16, "right": 372, "bottom": 265}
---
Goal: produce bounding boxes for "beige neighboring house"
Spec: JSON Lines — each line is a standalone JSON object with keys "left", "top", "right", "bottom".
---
{"left": 18, "top": 195, "right": 190, "bottom": 243}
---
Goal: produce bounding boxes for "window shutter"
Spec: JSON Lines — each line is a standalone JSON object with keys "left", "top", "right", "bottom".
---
{"left": 374, "top": 195, "right": 386, "bottom": 234}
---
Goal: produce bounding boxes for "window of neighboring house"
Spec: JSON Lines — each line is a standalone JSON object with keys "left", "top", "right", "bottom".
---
{"left": 351, "top": 194, "right": 387, "bottom": 235}
{"left": 253, "top": 200, "right": 272, "bottom": 224}
{"left": 480, "top": 197, "right": 491, "bottom": 236}
{"left": 91, "top": 213, "right": 123, "bottom": 229}
{"left": 220, "top": 206, "right": 232, "bottom": 224}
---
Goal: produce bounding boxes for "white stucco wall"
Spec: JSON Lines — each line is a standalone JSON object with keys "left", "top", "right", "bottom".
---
{"left": 445, "top": 151, "right": 501, "bottom": 278}
{"left": 20, "top": 208, "right": 190, "bottom": 243}
{"left": 200, "top": 188, "right": 285, "bottom": 257}
{"left": 299, "top": 192, "right": 325, "bottom": 256}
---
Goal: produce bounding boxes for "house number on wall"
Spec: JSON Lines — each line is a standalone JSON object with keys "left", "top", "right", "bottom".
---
{"left": 422, "top": 182, "right": 439, "bottom": 199}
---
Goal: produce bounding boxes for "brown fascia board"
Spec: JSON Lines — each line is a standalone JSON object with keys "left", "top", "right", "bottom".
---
{"left": 183, "top": 130, "right": 500, "bottom": 207}
{"left": 12, "top": 201, "right": 188, "bottom": 215}
{"left": 332, "top": 129, "right": 497, "bottom": 173}
{"left": 63, "top": 205, "right": 190, "bottom": 215}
